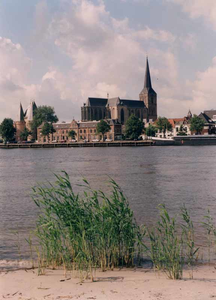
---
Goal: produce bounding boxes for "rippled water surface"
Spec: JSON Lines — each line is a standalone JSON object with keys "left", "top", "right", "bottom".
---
{"left": 1, "top": 146, "right": 216, "bottom": 261}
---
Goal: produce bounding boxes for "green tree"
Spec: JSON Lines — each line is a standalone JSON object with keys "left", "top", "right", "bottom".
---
{"left": 41, "top": 122, "right": 56, "bottom": 143}
{"left": 189, "top": 115, "right": 205, "bottom": 135}
{"left": 68, "top": 130, "right": 76, "bottom": 140}
{"left": 31, "top": 106, "right": 58, "bottom": 139}
{"left": 0, "top": 118, "right": 16, "bottom": 143}
{"left": 20, "top": 127, "right": 32, "bottom": 141}
{"left": 177, "top": 124, "right": 187, "bottom": 136}
{"left": 145, "top": 124, "right": 157, "bottom": 137}
{"left": 125, "top": 115, "right": 144, "bottom": 140}
{"left": 96, "top": 120, "right": 111, "bottom": 141}
{"left": 156, "top": 117, "right": 172, "bottom": 138}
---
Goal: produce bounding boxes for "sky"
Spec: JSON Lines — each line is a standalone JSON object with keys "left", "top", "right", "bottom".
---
{"left": 0, "top": 0, "right": 216, "bottom": 122}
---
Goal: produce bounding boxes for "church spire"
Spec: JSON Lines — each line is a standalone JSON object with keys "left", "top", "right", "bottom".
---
{"left": 144, "top": 57, "right": 152, "bottom": 89}
{"left": 19, "top": 103, "right": 24, "bottom": 121}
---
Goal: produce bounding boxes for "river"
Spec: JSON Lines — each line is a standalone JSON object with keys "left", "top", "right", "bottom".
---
{"left": 0, "top": 146, "right": 216, "bottom": 263}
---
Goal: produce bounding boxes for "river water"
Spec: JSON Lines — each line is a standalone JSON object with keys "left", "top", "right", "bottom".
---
{"left": 0, "top": 146, "right": 216, "bottom": 264}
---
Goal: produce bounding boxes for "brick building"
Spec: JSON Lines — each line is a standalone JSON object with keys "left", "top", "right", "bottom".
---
{"left": 37, "top": 119, "right": 122, "bottom": 143}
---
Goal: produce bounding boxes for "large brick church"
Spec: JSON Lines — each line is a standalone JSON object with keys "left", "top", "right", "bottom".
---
{"left": 81, "top": 58, "right": 157, "bottom": 124}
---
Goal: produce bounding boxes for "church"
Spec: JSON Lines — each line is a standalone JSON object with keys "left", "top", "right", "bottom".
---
{"left": 81, "top": 58, "right": 157, "bottom": 124}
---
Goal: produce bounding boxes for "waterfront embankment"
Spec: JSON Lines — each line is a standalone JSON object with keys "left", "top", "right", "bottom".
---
{"left": 0, "top": 140, "right": 153, "bottom": 149}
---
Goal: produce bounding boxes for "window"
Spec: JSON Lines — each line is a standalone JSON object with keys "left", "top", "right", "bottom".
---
{"left": 80, "top": 130, "right": 82, "bottom": 133}
{"left": 90, "top": 129, "right": 92, "bottom": 133}
{"left": 62, "top": 130, "right": 64, "bottom": 134}
{"left": 80, "top": 136, "right": 83, "bottom": 139}
{"left": 176, "top": 127, "right": 179, "bottom": 132}
{"left": 94, "top": 129, "right": 96, "bottom": 133}
{"left": 84, "top": 130, "right": 86, "bottom": 133}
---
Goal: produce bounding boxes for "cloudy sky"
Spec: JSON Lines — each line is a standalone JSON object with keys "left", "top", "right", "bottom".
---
{"left": 0, "top": 0, "right": 216, "bottom": 122}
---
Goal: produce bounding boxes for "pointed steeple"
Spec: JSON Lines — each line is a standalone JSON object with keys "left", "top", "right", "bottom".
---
{"left": 187, "top": 109, "right": 192, "bottom": 119}
{"left": 19, "top": 103, "right": 24, "bottom": 121}
{"left": 144, "top": 57, "right": 152, "bottom": 89}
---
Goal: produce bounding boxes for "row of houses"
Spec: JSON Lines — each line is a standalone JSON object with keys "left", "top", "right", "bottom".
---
{"left": 154, "top": 110, "right": 216, "bottom": 139}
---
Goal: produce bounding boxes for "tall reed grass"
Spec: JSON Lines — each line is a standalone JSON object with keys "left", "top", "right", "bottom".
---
{"left": 32, "top": 172, "right": 142, "bottom": 280}
{"left": 30, "top": 172, "right": 211, "bottom": 281}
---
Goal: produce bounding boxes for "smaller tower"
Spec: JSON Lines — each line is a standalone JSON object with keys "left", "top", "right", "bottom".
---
{"left": 139, "top": 58, "right": 157, "bottom": 121}
{"left": 187, "top": 109, "right": 192, "bottom": 119}
{"left": 15, "top": 103, "right": 26, "bottom": 142}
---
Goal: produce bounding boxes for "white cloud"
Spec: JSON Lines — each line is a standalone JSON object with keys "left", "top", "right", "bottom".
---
{"left": 47, "top": 0, "right": 183, "bottom": 116}
{"left": 189, "top": 57, "right": 216, "bottom": 112}
{"left": 1, "top": 0, "right": 209, "bottom": 122}
{"left": 166, "top": 0, "right": 216, "bottom": 30}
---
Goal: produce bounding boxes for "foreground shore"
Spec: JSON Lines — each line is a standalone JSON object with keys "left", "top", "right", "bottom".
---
{"left": 1, "top": 265, "right": 216, "bottom": 300}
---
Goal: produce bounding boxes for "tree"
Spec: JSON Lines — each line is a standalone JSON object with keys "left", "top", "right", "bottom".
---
{"left": 145, "top": 124, "right": 157, "bottom": 137}
{"left": 68, "top": 130, "right": 76, "bottom": 140}
{"left": 20, "top": 127, "right": 32, "bottom": 141}
{"left": 31, "top": 106, "right": 58, "bottom": 139}
{"left": 190, "top": 115, "right": 205, "bottom": 135}
{"left": 125, "top": 115, "right": 144, "bottom": 140}
{"left": 177, "top": 125, "right": 187, "bottom": 136}
{"left": 41, "top": 122, "right": 56, "bottom": 143}
{"left": 96, "top": 120, "right": 111, "bottom": 141}
{"left": 0, "top": 118, "right": 16, "bottom": 143}
{"left": 156, "top": 117, "right": 172, "bottom": 138}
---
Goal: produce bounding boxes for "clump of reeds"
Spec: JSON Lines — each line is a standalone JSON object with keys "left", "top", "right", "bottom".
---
{"left": 147, "top": 205, "right": 183, "bottom": 279}
{"left": 147, "top": 204, "right": 199, "bottom": 280}
{"left": 32, "top": 172, "right": 142, "bottom": 280}
{"left": 202, "top": 210, "right": 216, "bottom": 262}
{"left": 30, "top": 172, "right": 202, "bottom": 281}
{"left": 180, "top": 205, "right": 199, "bottom": 278}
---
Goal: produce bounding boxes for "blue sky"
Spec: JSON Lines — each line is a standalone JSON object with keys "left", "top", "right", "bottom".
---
{"left": 0, "top": 0, "right": 216, "bottom": 121}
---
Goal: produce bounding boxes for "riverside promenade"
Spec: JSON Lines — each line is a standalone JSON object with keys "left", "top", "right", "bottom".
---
{"left": 0, "top": 140, "right": 154, "bottom": 149}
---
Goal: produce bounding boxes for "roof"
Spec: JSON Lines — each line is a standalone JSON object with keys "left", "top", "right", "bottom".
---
{"left": 140, "top": 58, "right": 156, "bottom": 95}
{"left": 199, "top": 113, "right": 215, "bottom": 124}
{"left": 18, "top": 103, "right": 24, "bottom": 121}
{"left": 118, "top": 99, "right": 145, "bottom": 108}
{"left": 54, "top": 123, "right": 71, "bottom": 129}
{"left": 84, "top": 97, "right": 146, "bottom": 108}
{"left": 25, "top": 101, "right": 37, "bottom": 121}
{"left": 168, "top": 118, "right": 185, "bottom": 128}
{"left": 86, "top": 98, "right": 108, "bottom": 107}
{"left": 144, "top": 58, "right": 152, "bottom": 89}
{"left": 204, "top": 110, "right": 216, "bottom": 120}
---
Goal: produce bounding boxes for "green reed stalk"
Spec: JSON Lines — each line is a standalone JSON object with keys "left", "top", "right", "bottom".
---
{"left": 180, "top": 205, "right": 199, "bottom": 279}
{"left": 147, "top": 205, "right": 183, "bottom": 279}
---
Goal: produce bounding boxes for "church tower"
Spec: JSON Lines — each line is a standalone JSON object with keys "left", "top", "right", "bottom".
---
{"left": 139, "top": 58, "right": 157, "bottom": 121}
{"left": 15, "top": 103, "right": 26, "bottom": 142}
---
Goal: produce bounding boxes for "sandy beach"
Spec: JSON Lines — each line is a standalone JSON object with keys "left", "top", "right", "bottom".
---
{"left": 1, "top": 265, "right": 216, "bottom": 300}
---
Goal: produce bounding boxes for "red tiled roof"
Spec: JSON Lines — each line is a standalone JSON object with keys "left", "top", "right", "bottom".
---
{"left": 168, "top": 118, "right": 185, "bottom": 128}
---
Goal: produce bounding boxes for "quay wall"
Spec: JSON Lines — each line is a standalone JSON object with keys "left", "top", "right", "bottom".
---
{"left": 0, "top": 140, "right": 153, "bottom": 149}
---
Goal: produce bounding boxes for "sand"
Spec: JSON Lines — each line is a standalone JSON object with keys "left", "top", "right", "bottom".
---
{"left": 1, "top": 265, "right": 216, "bottom": 300}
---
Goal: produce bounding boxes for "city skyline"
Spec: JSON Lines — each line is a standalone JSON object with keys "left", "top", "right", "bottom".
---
{"left": 0, "top": 0, "right": 216, "bottom": 122}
